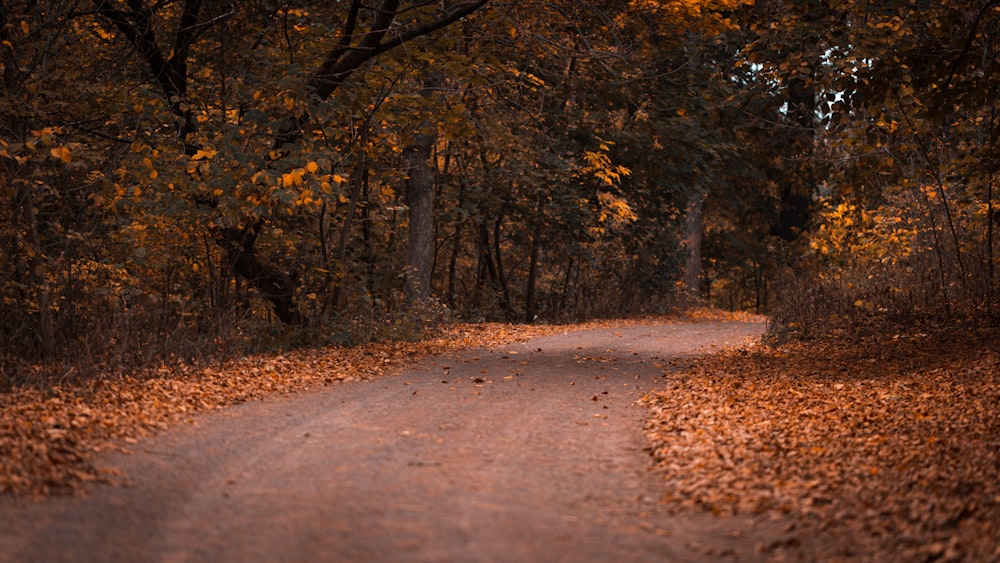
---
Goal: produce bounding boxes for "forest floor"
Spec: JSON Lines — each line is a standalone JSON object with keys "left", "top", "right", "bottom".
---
{"left": 643, "top": 323, "right": 1000, "bottom": 561}
{"left": 0, "top": 312, "right": 998, "bottom": 561}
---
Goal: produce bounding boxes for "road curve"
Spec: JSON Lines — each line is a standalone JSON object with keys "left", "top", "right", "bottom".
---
{"left": 0, "top": 321, "right": 785, "bottom": 562}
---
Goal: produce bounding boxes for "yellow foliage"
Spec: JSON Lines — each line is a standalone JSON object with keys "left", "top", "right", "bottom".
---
{"left": 597, "top": 191, "right": 637, "bottom": 225}
{"left": 191, "top": 148, "right": 217, "bottom": 161}
{"left": 281, "top": 169, "right": 304, "bottom": 188}
{"left": 808, "top": 199, "right": 916, "bottom": 270}
{"left": 581, "top": 146, "right": 631, "bottom": 187}
{"left": 49, "top": 146, "right": 71, "bottom": 164}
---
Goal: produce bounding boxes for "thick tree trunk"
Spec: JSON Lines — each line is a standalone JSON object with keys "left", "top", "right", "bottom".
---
{"left": 682, "top": 191, "right": 705, "bottom": 301}
{"left": 404, "top": 132, "right": 436, "bottom": 305}
{"left": 403, "top": 73, "right": 442, "bottom": 306}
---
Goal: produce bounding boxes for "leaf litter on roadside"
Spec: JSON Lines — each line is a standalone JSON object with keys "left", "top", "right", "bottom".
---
{"left": 7, "top": 314, "right": 733, "bottom": 497}
{"left": 0, "top": 322, "right": 568, "bottom": 496}
{"left": 4, "top": 313, "right": 754, "bottom": 497}
{"left": 642, "top": 328, "right": 1000, "bottom": 561}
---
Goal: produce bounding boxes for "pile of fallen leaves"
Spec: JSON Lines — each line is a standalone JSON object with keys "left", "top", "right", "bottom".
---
{"left": 643, "top": 326, "right": 1000, "bottom": 561}
{"left": 0, "top": 322, "right": 567, "bottom": 496}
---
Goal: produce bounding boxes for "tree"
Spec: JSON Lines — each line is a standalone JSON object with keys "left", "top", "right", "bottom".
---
{"left": 89, "top": 0, "right": 489, "bottom": 323}
{"left": 742, "top": 0, "right": 1000, "bottom": 324}
{"left": 8, "top": 0, "right": 992, "bottom": 383}
{"left": 1, "top": 1, "right": 492, "bottom": 375}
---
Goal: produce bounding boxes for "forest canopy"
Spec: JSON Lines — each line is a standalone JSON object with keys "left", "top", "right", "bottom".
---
{"left": 2, "top": 0, "right": 997, "bottom": 383}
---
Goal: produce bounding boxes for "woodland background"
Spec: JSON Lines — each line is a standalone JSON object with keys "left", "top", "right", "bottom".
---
{"left": 2, "top": 0, "right": 998, "bottom": 386}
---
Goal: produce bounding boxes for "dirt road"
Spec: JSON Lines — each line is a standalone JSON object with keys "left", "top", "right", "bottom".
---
{"left": 0, "top": 321, "right": 792, "bottom": 562}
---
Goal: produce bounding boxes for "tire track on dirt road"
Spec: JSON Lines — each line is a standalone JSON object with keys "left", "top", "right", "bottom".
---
{"left": 1, "top": 321, "right": 793, "bottom": 562}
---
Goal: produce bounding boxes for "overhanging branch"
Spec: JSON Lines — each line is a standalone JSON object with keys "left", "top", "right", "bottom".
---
{"left": 307, "top": 0, "right": 489, "bottom": 101}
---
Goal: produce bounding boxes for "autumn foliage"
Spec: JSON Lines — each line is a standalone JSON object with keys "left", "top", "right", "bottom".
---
{"left": 1, "top": 0, "right": 998, "bottom": 414}
{"left": 3, "top": 4, "right": 999, "bottom": 559}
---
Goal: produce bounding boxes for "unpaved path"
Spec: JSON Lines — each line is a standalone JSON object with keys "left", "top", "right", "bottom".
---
{"left": 0, "top": 321, "right": 791, "bottom": 562}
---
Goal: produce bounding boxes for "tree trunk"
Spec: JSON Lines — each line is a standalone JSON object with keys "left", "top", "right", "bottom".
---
{"left": 331, "top": 158, "right": 369, "bottom": 311}
{"left": 215, "top": 222, "right": 302, "bottom": 325}
{"left": 475, "top": 219, "right": 516, "bottom": 318}
{"left": 403, "top": 74, "right": 440, "bottom": 307}
{"left": 492, "top": 215, "right": 517, "bottom": 319}
{"left": 404, "top": 131, "right": 436, "bottom": 305}
{"left": 472, "top": 247, "right": 487, "bottom": 310}
{"left": 18, "top": 184, "right": 55, "bottom": 356}
{"left": 524, "top": 220, "right": 542, "bottom": 323}
{"left": 359, "top": 168, "right": 377, "bottom": 300}
{"left": 558, "top": 258, "right": 575, "bottom": 319}
{"left": 447, "top": 222, "right": 463, "bottom": 310}
{"left": 446, "top": 178, "right": 466, "bottom": 309}
{"left": 682, "top": 191, "right": 705, "bottom": 301}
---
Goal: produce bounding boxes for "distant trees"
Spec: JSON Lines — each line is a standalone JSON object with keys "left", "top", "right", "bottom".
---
{"left": 745, "top": 0, "right": 1000, "bottom": 330}
{"left": 2, "top": 0, "right": 996, "bottom": 383}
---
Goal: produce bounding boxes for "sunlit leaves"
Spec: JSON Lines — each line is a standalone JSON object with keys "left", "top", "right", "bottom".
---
{"left": 191, "top": 148, "right": 217, "bottom": 161}
{"left": 581, "top": 139, "right": 632, "bottom": 187}
{"left": 809, "top": 200, "right": 916, "bottom": 268}
{"left": 48, "top": 147, "right": 71, "bottom": 164}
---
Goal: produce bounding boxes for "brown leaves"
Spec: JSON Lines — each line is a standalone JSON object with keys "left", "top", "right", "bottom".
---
{"left": 0, "top": 322, "right": 560, "bottom": 497}
{"left": 643, "top": 329, "right": 1000, "bottom": 560}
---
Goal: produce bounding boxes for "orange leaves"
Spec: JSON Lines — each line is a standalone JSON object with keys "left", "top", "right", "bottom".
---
{"left": 625, "top": 0, "right": 748, "bottom": 35}
{"left": 643, "top": 330, "right": 1000, "bottom": 560}
{"left": 2, "top": 127, "right": 77, "bottom": 167}
{"left": 49, "top": 146, "right": 71, "bottom": 164}
{"left": 0, "top": 322, "right": 559, "bottom": 496}
{"left": 272, "top": 163, "right": 345, "bottom": 209}
{"left": 190, "top": 148, "right": 217, "bottom": 161}
{"left": 281, "top": 168, "right": 305, "bottom": 188}
{"left": 808, "top": 198, "right": 917, "bottom": 267}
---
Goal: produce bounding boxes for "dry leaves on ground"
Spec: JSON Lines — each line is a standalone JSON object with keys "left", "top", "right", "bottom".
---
{"left": 1, "top": 310, "right": 759, "bottom": 493}
{"left": 0, "top": 322, "right": 569, "bottom": 496}
{"left": 643, "top": 327, "right": 1000, "bottom": 561}
{"left": 3, "top": 313, "right": 733, "bottom": 497}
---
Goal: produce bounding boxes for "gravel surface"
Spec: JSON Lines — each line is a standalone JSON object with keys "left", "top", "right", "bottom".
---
{"left": 0, "top": 321, "right": 793, "bottom": 562}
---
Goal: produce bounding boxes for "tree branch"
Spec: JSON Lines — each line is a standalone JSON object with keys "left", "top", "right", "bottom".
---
{"left": 939, "top": 0, "right": 1000, "bottom": 95}
{"left": 372, "top": 1, "right": 490, "bottom": 59}
{"left": 307, "top": 0, "right": 402, "bottom": 101}
{"left": 307, "top": 0, "right": 489, "bottom": 101}
{"left": 270, "top": 0, "right": 486, "bottom": 150}
{"left": 92, "top": 0, "right": 171, "bottom": 95}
